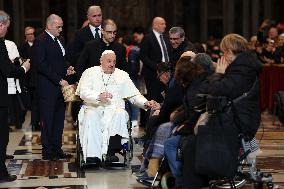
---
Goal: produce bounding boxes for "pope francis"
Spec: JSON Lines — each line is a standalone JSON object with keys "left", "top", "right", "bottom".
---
{"left": 76, "top": 50, "right": 154, "bottom": 163}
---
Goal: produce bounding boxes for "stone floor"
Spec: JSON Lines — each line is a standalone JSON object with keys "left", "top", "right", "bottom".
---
{"left": 1, "top": 111, "right": 284, "bottom": 189}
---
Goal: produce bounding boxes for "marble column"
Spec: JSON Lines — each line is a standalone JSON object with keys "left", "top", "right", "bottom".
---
{"left": 251, "top": 0, "right": 259, "bottom": 36}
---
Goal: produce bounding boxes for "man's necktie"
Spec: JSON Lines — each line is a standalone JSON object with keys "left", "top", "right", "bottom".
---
{"left": 95, "top": 28, "right": 100, "bottom": 39}
{"left": 54, "top": 37, "right": 63, "bottom": 55}
{"left": 160, "top": 34, "right": 169, "bottom": 62}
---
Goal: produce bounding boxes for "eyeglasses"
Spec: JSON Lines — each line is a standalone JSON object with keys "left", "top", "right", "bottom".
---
{"left": 169, "top": 37, "right": 181, "bottom": 41}
{"left": 25, "top": 32, "right": 34, "bottom": 36}
{"left": 105, "top": 30, "right": 117, "bottom": 35}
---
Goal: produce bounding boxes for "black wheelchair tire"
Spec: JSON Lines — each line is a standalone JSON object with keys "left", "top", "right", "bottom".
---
{"left": 212, "top": 178, "right": 246, "bottom": 189}
{"left": 160, "top": 171, "right": 176, "bottom": 189}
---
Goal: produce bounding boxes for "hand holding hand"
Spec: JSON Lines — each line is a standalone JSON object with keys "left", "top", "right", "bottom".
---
{"left": 151, "top": 100, "right": 160, "bottom": 110}
{"left": 22, "top": 59, "right": 31, "bottom": 72}
{"left": 144, "top": 100, "right": 157, "bottom": 109}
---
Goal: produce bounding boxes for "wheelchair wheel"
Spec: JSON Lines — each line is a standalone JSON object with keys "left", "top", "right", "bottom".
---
{"left": 211, "top": 176, "right": 246, "bottom": 189}
{"left": 253, "top": 182, "right": 263, "bottom": 189}
{"left": 160, "top": 171, "right": 176, "bottom": 189}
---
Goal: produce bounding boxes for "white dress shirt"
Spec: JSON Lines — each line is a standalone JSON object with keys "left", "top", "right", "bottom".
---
{"left": 153, "top": 29, "right": 168, "bottom": 62}
{"left": 45, "top": 30, "right": 65, "bottom": 56}
{"left": 89, "top": 24, "right": 102, "bottom": 39}
{"left": 5, "top": 40, "right": 22, "bottom": 94}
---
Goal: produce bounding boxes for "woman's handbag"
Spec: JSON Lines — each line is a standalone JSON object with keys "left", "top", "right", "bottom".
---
{"left": 194, "top": 113, "right": 239, "bottom": 178}
{"left": 61, "top": 84, "right": 80, "bottom": 102}
{"left": 195, "top": 123, "right": 239, "bottom": 178}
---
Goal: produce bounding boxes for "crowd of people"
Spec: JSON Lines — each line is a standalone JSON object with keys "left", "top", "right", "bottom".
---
{"left": 0, "top": 4, "right": 282, "bottom": 188}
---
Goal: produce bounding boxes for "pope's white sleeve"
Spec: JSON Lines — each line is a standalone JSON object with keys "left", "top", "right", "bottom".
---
{"left": 128, "top": 94, "right": 148, "bottom": 110}
{"left": 76, "top": 70, "right": 100, "bottom": 104}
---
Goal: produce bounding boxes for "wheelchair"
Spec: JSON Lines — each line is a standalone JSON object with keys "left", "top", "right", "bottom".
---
{"left": 137, "top": 134, "right": 278, "bottom": 189}
{"left": 137, "top": 96, "right": 279, "bottom": 189}
{"left": 76, "top": 102, "right": 134, "bottom": 170}
{"left": 209, "top": 133, "right": 277, "bottom": 189}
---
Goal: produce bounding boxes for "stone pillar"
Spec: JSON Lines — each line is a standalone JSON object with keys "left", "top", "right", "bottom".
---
{"left": 66, "top": 0, "right": 78, "bottom": 42}
{"left": 12, "top": 0, "right": 21, "bottom": 44}
{"left": 251, "top": 0, "right": 259, "bottom": 36}
{"left": 41, "top": 0, "right": 49, "bottom": 27}
{"left": 223, "top": 0, "right": 234, "bottom": 34}
{"left": 242, "top": 0, "right": 249, "bottom": 38}
{"left": 200, "top": 0, "right": 208, "bottom": 42}
{"left": 0, "top": 0, "right": 4, "bottom": 9}
{"left": 263, "top": 0, "right": 272, "bottom": 19}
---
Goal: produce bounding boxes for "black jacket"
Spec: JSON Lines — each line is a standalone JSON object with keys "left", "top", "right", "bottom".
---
{"left": 76, "top": 38, "right": 126, "bottom": 80}
{"left": 208, "top": 51, "right": 262, "bottom": 136}
{"left": 0, "top": 39, "right": 25, "bottom": 107}
{"left": 66, "top": 25, "right": 95, "bottom": 67}
{"left": 179, "top": 73, "right": 209, "bottom": 133}
{"left": 171, "top": 40, "right": 192, "bottom": 69}
{"left": 33, "top": 32, "right": 68, "bottom": 98}
{"left": 140, "top": 31, "right": 172, "bottom": 79}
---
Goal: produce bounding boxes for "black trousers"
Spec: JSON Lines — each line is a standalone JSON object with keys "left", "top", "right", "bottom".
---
{"left": 8, "top": 94, "right": 25, "bottom": 129}
{"left": 183, "top": 137, "right": 208, "bottom": 189}
{"left": 39, "top": 95, "right": 65, "bottom": 157}
{"left": 0, "top": 108, "right": 9, "bottom": 176}
{"left": 30, "top": 88, "right": 40, "bottom": 129}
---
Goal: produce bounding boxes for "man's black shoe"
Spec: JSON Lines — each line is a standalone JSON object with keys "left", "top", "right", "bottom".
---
{"left": 86, "top": 157, "right": 101, "bottom": 164}
{"left": 42, "top": 155, "right": 55, "bottom": 161}
{"left": 54, "top": 153, "right": 73, "bottom": 160}
{"left": 0, "top": 174, "right": 17, "bottom": 183}
{"left": 105, "top": 155, "right": 119, "bottom": 162}
{"left": 5, "top": 154, "right": 14, "bottom": 159}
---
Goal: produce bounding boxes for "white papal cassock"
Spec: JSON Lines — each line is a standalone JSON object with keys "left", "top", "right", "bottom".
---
{"left": 76, "top": 66, "right": 147, "bottom": 160}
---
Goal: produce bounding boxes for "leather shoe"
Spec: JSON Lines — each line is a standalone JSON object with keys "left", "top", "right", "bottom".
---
{"left": 42, "top": 155, "right": 55, "bottom": 161}
{"left": 86, "top": 157, "right": 101, "bottom": 164}
{"left": 5, "top": 154, "right": 14, "bottom": 159}
{"left": 0, "top": 174, "right": 17, "bottom": 183}
{"left": 105, "top": 155, "right": 119, "bottom": 162}
{"left": 54, "top": 153, "right": 73, "bottom": 160}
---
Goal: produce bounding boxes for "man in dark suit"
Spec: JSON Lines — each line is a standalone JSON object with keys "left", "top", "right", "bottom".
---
{"left": 66, "top": 5, "right": 103, "bottom": 125}
{"left": 18, "top": 26, "right": 35, "bottom": 59}
{"left": 18, "top": 26, "right": 40, "bottom": 131}
{"left": 0, "top": 10, "right": 30, "bottom": 182}
{"left": 67, "top": 5, "right": 102, "bottom": 69}
{"left": 140, "top": 17, "right": 172, "bottom": 103}
{"left": 33, "top": 14, "right": 74, "bottom": 161}
{"left": 76, "top": 18, "right": 127, "bottom": 79}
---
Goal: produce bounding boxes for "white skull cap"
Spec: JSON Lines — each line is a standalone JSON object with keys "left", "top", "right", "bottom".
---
{"left": 101, "top": 50, "right": 115, "bottom": 58}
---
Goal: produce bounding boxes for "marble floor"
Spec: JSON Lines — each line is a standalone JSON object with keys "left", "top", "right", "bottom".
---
{"left": 1, "top": 111, "right": 284, "bottom": 189}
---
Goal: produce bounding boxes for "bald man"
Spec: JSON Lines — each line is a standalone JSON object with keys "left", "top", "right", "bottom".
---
{"left": 140, "top": 17, "right": 172, "bottom": 103}
{"left": 67, "top": 5, "right": 103, "bottom": 70}
{"left": 33, "top": 14, "right": 74, "bottom": 161}
{"left": 76, "top": 50, "right": 154, "bottom": 163}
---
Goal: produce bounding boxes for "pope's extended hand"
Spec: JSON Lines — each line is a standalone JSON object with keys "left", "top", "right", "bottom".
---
{"left": 144, "top": 100, "right": 157, "bottom": 109}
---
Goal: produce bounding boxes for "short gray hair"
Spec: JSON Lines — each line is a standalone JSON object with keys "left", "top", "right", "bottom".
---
{"left": 193, "top": 53, "right": 214, "bottom": 73}
{"left": 169, "top": 27, "right": 185, "bottom": 38}
{"left": 0, "top": 10, "right": 10, "bottom": 24}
